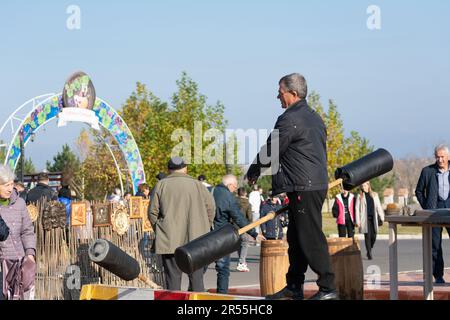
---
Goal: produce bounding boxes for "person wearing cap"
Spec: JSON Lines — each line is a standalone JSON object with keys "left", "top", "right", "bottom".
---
{"left": 26, "top": 172, "right": 58, "bottom": 204}
{"left": 149, "top": 157, "right": 215, "bottom": 292}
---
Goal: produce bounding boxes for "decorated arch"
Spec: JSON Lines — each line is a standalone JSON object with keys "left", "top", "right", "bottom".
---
{"left": 2, "top": 78, "right": 146, "bottom": 194}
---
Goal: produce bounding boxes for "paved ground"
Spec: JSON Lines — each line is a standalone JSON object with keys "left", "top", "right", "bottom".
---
{"left": 180, "top": 239, "right": 450, "bottom": 291}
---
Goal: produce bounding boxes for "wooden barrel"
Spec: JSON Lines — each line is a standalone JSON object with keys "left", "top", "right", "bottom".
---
{"left": 259, "top": 240, "right": 289, "bottom": 296}
{"left": 327, "top": 237, "right": 364, "bottom": 300}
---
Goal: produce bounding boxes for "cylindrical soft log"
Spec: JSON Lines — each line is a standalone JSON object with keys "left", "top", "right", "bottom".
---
{"left": 334, "top": 148, "right": 393, "bottom": 191}
{"left": 175, "top": 224, "right": 241, "bottom": 274}
{"left": 88, "top": 239, "right": 140, "bottom": 281}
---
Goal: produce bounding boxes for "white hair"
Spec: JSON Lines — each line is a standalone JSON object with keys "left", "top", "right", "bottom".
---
{"left": 222, "top": 174, "right": 237, "bottom": 187}
{"left": 0, "top": 165, "right": 15, "bottom": 185}
{"left": 435, "top": 144, "right": 449, "bottom": 156}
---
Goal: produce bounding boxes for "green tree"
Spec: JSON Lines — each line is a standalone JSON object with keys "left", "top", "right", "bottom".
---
{"left": 0, "top": 140, "right": 6, "bottom": 164}
{"left": 14, "top": 157, "right": 36, "bottom": 178}
{"left": 307, "top": 91, "right": 392, "bottom": 208}
{"left": 74, "top": 129, "right": 131, "bottom": 200}
{"left": 46, "top": 144, "right": 81, "bottom": 184}
{"left": 120, "top": 72, "right": 239, "bottom": 188}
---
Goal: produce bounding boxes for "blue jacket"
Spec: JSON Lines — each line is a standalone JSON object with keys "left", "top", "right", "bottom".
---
{"left": 212, "top": 184, "right": 257, "bottom": 238}
{"left": 58, "top": 197, "right": 72, "bottom": 226}
{"left": 260, "top": 201, "right": 283, "bottom": 239}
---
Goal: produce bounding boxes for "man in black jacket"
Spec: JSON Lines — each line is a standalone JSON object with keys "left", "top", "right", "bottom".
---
{"left": 247, "top": 73, "right": 337, "bottom": 300}
{"left": 26, "top": 172, "right": 58, "bottom": 204}
{"left": 415, "top": 144, "right": 450, "bottom": 284}
{"left": 213, "top": 174, "right": 264, "bottom": 293}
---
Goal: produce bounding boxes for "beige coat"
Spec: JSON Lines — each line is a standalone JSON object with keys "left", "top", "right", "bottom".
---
{"left": 355, "top": 192, "right": 385, "bottom": 234}
{"left": 149, "top": 172, "right": 215, "bottom": 254}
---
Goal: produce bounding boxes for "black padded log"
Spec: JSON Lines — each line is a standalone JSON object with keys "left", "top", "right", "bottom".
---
{"left": 334, "top": 148, "right": 393, "bottom": 191}
{"left": 88, "top": 239, "right": 140, "bottom": 281}
{"left": 175, "top": 224, "right": 241, "bottom": 274}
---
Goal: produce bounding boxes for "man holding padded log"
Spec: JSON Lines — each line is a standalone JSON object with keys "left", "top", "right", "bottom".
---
{"left": 246, "top": 73, "right": 338, "bottom": 300}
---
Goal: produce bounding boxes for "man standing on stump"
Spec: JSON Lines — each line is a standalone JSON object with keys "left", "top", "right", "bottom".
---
{"left": 246, "top": 73, "right": 337, "bottom": 300}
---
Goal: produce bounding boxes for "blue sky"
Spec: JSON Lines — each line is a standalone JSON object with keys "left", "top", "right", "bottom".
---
{"left": 1, "top": 1, "right": 450, "bottom": 170}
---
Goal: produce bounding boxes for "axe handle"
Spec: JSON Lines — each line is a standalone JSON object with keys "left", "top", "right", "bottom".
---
{"left": 238, "top": 178, "right": 344, "bottom": 236}
{"left": 138, "top": 274, "right": 161, "bottom": 289}
{"left": 328, "top": 178, "right": 343, "bottom": 190}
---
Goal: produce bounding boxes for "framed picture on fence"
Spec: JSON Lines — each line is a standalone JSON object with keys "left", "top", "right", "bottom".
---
{"left": 93, "top": 203, "right": 111, "bottom": 227}
{"left": 129, "top": 196, "right": 143, "bottom": 219}
{"left": 141, "top": 200, "right": 153, "bottom": 232}
{"left": 71, "top": 202, "right": 87, "bottom": 227}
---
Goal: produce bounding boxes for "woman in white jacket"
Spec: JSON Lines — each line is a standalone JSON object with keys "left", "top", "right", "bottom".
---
{"left": 355, "top": 181, "right": 385, "bottom": 260}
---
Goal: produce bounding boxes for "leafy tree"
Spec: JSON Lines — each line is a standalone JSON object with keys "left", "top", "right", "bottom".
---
{"left": 0, "top": 140, "right": 5, "bottom": 164}
{"left": 46, "top": 144, "right": 81, "bottom": 184}
{"left": 120, "top": 72, "right": 239, "bottom": 188}
{"left": 307, "top": 91, "right": 393, "bottom": 208}
{"left": 76, "top": 129, "right": 130, "bottom": 200}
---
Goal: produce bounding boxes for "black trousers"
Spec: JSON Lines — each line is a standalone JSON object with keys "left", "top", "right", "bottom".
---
{"left": 338, "top": 220, "right": 355, "bottom": 238}
{"left": 161, "top": 254, "right": 205, "bottom": 292}
{"left": 286, "top": 190, "right": 335, "bottom": 292}
{"left": 364, "top": 218, "right": 377, "bottom": 256}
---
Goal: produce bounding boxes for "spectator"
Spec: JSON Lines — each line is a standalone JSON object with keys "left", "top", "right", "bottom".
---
{"left": 332, "top": 190, "right": 356, "bottom": 238}
{"left": 198, "top": 174, "right": 212, "bottom": 189}
{"left": 0, "top": 165, "right": 36, "bottom": 300}
{"left": 235, "top": 187, "right": 253, "bottom": 272}
{"left": 26, "top": 172, "right": 57, "bottom": 204}
{"left": 260, "top": 192, "right": 284, "bottom": 240}
{"left": 109, "top": 188, "right": 124, "bottom": 205}
{"left": 213, "top": 175, "right": 265, "bottom": 293}
{"left": 14, "top": 180, "right": 27, "bottom": 201}
{"left": 149, "top": 157, "right": 215, "bottom": 292}
{"left": 248, "top": 184, "right": 262, "bottom": 235}
{"left": 356, "top": 181, "right": 384, "bottom": 260}
{"left": 136, "top": 183, "right": 150, "bottom": 199}
{"left": 58, "top": 185, "right": 72, "bottom": 227}
{"left": 415, "top": 144, "right": 450, "bottom": 283}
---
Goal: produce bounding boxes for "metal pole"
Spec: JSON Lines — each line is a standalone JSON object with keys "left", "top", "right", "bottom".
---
{"left": 19, "top": 128, "right": 24, "bottom": 182}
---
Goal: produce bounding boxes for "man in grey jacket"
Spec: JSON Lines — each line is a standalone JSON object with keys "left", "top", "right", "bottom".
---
{"left": 149, "top": 157, "right": 215, "bottom": 292}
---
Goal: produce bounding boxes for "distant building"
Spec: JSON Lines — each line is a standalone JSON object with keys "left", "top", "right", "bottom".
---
{"left": 383, "top": 188, "right": 394, "bottom": 206}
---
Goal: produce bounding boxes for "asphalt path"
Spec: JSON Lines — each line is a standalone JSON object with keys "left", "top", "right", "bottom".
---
{"left": 179, "top": 239, "right": 450, "bottom": 291}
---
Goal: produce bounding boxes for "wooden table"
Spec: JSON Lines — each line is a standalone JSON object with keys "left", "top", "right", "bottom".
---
{"left": 385, "top": 210, "right": 450, "bottom": 300}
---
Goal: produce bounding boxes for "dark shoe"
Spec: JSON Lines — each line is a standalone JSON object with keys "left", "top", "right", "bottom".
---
{"left": 308, "top": 289, "right": 339, "bottom": 300}
{"left": 435, "top": 277, "right": 446, "bottom": 284}
{"left": 265, "top": 285, "right": 304, "bottom": 300}
{"left": 367, "top": 252, "right": 372, "bottom": 260}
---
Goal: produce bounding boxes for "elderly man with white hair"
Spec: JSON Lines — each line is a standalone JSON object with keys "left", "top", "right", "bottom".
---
{"left": 212, "top": 174, "right": 265, "bottom": 294}
{"left": 416, "top": 144, "right": 450, "bottom": 284}
{"left": 0, "top": 165, "right": 36, "bottom": 300}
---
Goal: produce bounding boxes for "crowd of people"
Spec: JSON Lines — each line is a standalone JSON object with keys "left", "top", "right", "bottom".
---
{"left": 2, "top": 72, "right": 450, "bottom": 301}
